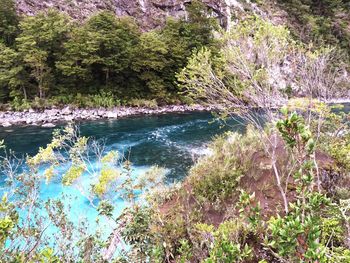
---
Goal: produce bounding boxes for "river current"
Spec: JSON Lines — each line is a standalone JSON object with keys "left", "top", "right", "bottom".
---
{"left": 0, "top": 111, "right": 242, "bottom": 240}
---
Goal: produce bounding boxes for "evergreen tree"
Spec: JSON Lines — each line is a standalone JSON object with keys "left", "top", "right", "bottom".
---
{"left": 58, "top": 12, "right": 140, "bottom": 95}
{"left": 16, "top": 9, "right": 71, "bottom": 99}
{"left": 0, "top": 0, "right": 19, "bottom": 46}
{"left": 132, "top": 31, "right": 169, "bottom": 98}
{"left": 86, "top": 12, "right": 140, "bottom": 86}
{"left": 0, "top": 43, "right": 30, "bottom": 101}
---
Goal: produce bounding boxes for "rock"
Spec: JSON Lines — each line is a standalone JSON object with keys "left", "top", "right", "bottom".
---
{"left": 97, "top": 109, "right": 106, "bottom": 116}
{"left": 28, "top": 108, "right": 35, "bottom": 113}
{"left": 0, "top": 104, "right": 216, "bottom": 126}
{"left": 62, "top": 106, "right": 72, "bottom": 115}
{"left": 16, "top": 0, "right": 233, "bottom": 30}
{"left": 42, "top": 123, "right": 56, "bottom": 128}
{"left": 64, "top": 115, "right": 74, "bottom": 121}
{"left": 2, "top": 122, "right": 12, "bottom": 127}
{"left": 45, "top": 109, "right": 59, "bottom": 116}
{"left": 106, "top": 112, "right": 118, "bottom": 118}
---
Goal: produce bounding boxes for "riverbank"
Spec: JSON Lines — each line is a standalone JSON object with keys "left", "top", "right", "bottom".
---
{"left": 0, "top": 105, "right": 218, "bottom": 127}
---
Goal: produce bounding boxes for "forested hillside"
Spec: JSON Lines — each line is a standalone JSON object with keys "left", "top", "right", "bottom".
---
{"left": 1, "top": 1, "right": 350, "bottom": 262}
{"left": 0, "top": 0, "right": 220, "bottom": 109}
{"left": 1, "top": 0, "right": 349, "bottom": 110}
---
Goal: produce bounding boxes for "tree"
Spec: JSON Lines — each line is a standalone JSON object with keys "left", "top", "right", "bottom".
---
{"left": 86, "top": 13, "right": 140, "bottom": 85}
{"left": 56, "top": 26, "right": 100, "bottom": 92}
{"left": 58, "top": 12, "right": 140, "bottom": 96}
{"left": 0, "top": 0, "right": 19, "bottom": 46}
{"left": 0, "top": 43, "right": 30, "bottom": 101}
{"left": 184, "top": 0, "right": 219, "bottom": 50}
{"left": 16, "top": 9, "right": 71, "bottom": 99}
{"left": 160, "top": 1, "right": 220, "bottom": 98}
{"left": 132, "top": 31, "right": 169, "bottom": 98}
{"left": 178, "top": 18, "right": 348, "bottom": 214}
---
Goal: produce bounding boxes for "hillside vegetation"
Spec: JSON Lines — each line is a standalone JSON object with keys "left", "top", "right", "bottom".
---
{"left": 1, "top": 0, "right": 350, "bottom": 110}
{"left": 0, "top": 0, "right": 219, "bottom": 109}
{"left": 1, "top": 0, "right": 350, "bottom": 262}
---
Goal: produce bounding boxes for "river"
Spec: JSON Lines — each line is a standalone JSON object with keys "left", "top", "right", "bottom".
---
{"left": 0, "top": 111, "right": 242, "bottom": 241}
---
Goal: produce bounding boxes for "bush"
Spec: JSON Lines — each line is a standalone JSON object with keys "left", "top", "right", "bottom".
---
{"left": 9, "top": 97, "right": 31, "bottom": 111}
{"left": 189, "top": 127, "right": 262, "bottom": 204}
{"left": 196, "top": 220, "right": 253, "bottom": 263}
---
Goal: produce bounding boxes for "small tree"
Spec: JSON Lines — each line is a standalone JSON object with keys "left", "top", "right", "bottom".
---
{"left": 178, "top": 17, "right": 348, "bottom": 214}
{"left": 0, "top": 44, "right": 30, "bottom": 101}
{"left": 16, "top": 9, "right": 71, "bottom": 99}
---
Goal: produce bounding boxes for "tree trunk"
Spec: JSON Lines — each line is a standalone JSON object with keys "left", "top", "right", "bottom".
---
{"left": 22, "top": 86, "right": 27, "bottom": 100}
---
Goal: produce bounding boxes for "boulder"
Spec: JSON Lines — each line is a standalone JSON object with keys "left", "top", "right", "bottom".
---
{"left": 106, "top": 111, "right": 118, "bottom": 118}
{"left": 2, "top": 122, "right": 12, "bottom": 127}
{"left": 64, "top": 115, "right": 74, "bottom": 122}
{"left": 62, "top": 106, "right": 72, "bottom": 115}
{"left": 42, "top": 123, "right": 56, "bottom": 128}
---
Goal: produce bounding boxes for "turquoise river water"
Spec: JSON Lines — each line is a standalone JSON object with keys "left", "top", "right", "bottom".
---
{"left": 0, "top": 111, "right": 242, "bottom": 242}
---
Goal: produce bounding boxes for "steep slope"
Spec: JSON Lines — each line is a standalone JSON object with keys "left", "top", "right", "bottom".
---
{"left": 15, "top": 0, "right": 236, "bottom": 30}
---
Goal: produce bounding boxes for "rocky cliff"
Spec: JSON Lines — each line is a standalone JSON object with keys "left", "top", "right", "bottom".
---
{"left": 15, "top": 0, "right": 246, "bottom": 30}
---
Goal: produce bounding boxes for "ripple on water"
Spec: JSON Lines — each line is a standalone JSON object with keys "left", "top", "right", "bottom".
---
{"left": 0, "top": 112, "right": 241, "bottom": 246}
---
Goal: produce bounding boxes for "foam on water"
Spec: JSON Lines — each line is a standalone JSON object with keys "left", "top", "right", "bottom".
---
{"left": 0, "top": 112, "right": 241, "bottom": 247}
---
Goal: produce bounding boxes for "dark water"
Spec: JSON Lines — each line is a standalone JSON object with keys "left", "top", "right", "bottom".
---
{"left": 0, "top": 112, "right": 242, "bottom": 181}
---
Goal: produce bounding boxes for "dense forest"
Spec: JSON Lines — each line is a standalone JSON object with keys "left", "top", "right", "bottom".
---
{"left": 1, "top": 0, "right": 350, "bottom": 262}
{"left": 2, "top": 0, "right": 350, "bottom": 110}
{"left": 0, "top": 0, "right": 218, "bottom": 109}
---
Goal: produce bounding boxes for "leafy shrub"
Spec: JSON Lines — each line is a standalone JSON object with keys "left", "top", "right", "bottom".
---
{"left": 90, "top": 91, "right": 120, "bottom": 108}
{"left": 9, "top": 97, "right": 31, "bottom": 111}
{"left": 50, "top": 92, "right": 121, "bottom": 108}
{"left": 120, "top": 206, "right": 155, "bottom": 260}
{"left": 196, "top": 220, "right": 252, "bottom": 263}
{"left": 189, "top": 127, "right": 262, "bottom": 204}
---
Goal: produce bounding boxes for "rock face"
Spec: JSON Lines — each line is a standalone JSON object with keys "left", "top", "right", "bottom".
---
{"left": 15, "top": 0, "right": 237, "bottom": 30}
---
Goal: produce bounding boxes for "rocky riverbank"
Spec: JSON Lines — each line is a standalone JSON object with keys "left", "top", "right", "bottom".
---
{"left": 0, "top": 105, "right": 217, "bottom": 127}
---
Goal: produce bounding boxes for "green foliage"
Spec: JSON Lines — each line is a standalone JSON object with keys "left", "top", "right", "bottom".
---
{"left": 62, "top": 164, "right": 86, "bottom": 186}
{"left": 0, "top": 43, "right": 30, "bottom": 102}
{"left": 265, "top": 193, "right": 330, "bottom": 262}
{"left": 204, "top": 242, "right": 252, "bottom": 263}
{"left": 177, "top": 239, "right": 192, "bottom": 263}
{"left": 276, "top": 0, "right": 350, "bottom": 52}
{"left": 93, "top": 150, "right": 120, "bottom": 197}
{"left": 196, "top": 220, "right": 252, "bottom": 263}
{"left": 190, "top": 127, "right": 262, "bottom": 204}
{"left": 237, "top": 190, "right": 261, "bottom": 228}
{"left": 120, "top": 206, "right": 155, "bottom": 259}
{"left": 262, "top": 109, "right": 350, "bottom": 262}
{"left": 132, "top": 31, "right": 169, "bottom": 98}
{"left": 97, "top": 200, "right": 114, "bottom": 217}
{"left": 0, "top": 194, "right": 18, "bottom": 246}
{"left": 178, "top": 17, "right": 295, "bottom": 106}
{"left": 0, "top": 0, "right": 18, "bottom": 46}
{"left": 16, "top": 9, "right": 71, "bottom": 99}
{"left": 318, "top": 108, "right": 350, "bottom": 171}
{"left": 0, "top": 1, "right": 220, "bottom": 105}
{"left": 277, "top": 109, "right": 315, "bottom": 154}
